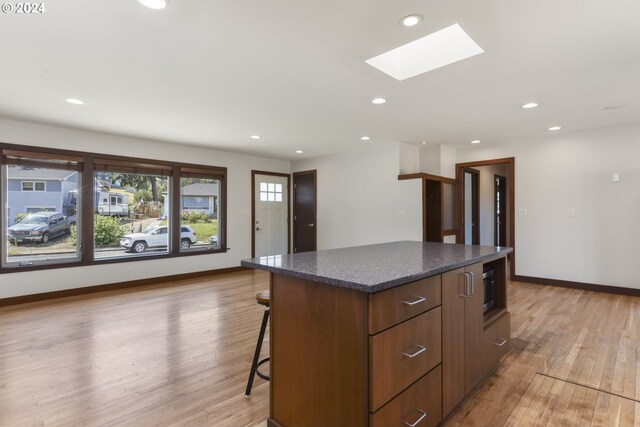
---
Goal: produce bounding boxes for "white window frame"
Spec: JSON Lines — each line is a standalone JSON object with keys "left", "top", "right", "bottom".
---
{"left": 21, "top": 181, "right": 46, "bottom": 192}
{"left": 24, "top": 206, "right": 57, "bottom": 214}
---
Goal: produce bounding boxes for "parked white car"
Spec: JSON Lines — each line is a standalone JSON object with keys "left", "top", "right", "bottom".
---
{"left": 120, "top": 225, "right": 197, "bottom": 253}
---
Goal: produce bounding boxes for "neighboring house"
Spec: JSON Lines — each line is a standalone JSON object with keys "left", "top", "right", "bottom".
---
{"left": 7, "top": 167, "right": 78, "bottom": 226}
{"left": 163, "top": 183, "right": 219, "bottom": 218}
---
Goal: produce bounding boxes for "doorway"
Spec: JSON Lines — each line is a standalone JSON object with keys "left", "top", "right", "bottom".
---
{"left": 292, "top": 170, "right": 317, "bottom": 253}
{"left": 251, "top": 171, "right": 290, "bottom": 258}
{"left": 456, "top": 158, "right": 515, "bottom": 278}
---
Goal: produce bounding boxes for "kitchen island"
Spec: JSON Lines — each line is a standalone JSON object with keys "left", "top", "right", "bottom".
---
{"left": 242, "top": 241, "right": 513, "bottom": 427}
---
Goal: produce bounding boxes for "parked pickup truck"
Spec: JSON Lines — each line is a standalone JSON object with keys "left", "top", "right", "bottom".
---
{"left": 8, "top": 212, "right": 75, "bottom": 244}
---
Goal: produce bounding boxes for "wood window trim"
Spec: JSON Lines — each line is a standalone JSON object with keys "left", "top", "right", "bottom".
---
{"left": 0, "top": 142, "right": 229, "bottom": 275}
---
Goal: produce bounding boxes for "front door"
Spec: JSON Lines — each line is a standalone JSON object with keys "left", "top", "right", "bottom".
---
{"left": 293, "top": 170, "right": 316, "bottom": 253}
{"left": 253, "top": 173, "right": 289, "bottom": 257}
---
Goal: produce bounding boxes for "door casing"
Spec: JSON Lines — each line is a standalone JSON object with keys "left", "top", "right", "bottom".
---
{"left": 455, "top": 157, "right": 515, "bottom": 279}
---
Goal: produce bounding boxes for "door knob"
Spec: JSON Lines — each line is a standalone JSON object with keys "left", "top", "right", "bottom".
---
{"left": 256, "top": 227, "right": 261, "bottom": 231}
{"left": 308, "top": 223, "right": 314, "bottom": 227}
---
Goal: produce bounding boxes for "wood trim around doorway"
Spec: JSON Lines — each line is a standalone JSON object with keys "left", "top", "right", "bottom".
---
{"left": 251, "top": 170, "right": 291, "bottom": 258}
{"left": 455, "top": 157, "right": 516, "bottom": 279}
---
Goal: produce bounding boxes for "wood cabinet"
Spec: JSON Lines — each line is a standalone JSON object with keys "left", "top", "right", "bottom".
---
{"left": 267, "top": 255, "right": 510, "bottom": 427}
{"left": 442, "top": 260, "right": 510, "bottom": 418}
{"left": 442, "top": 262, "right": 484, "bottom": 416}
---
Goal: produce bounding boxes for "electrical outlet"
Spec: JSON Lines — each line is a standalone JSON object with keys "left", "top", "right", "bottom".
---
{"left": 126, "top": 266, "right": 134, "bottom": 276}
{"left": 612, "top": 173, "right": 621, "bottom": 182}
{"left": 568, "top": 209, "right": 575, "bottom": 217}
{"left": 397, "top": 210, "right": 406, "bottom": 219}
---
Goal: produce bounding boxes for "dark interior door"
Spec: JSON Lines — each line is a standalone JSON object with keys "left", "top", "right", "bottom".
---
{"left": 494, "top": 175, "right": 507, "bottom": 246}
{"left": 293, "top": 170, "right": 316, "bottom": 253}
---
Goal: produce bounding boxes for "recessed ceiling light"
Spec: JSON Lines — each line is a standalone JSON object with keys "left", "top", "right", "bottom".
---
{"left": 360, "top": 136, "right": 371, "bottom": 141}
{"left": 371, "top": 98, "right": 386, "bottom": 105}
{"left": 421, "top": 141, "right": 428, "bottom": 145}
{"left": 295, "top": 150, "right": 304, "bottom": 154}
{"left": 365, "top": 23, "right": 484, "bottom": 81}
{"left": 548, "top": 126, "right": 562, "bottom": 131}
{"left": 251, "top": 135, "right": 261, "bottom": 140}
{"left": 470, "top": 140, "right": 481, "bottom": 144}
{"left": 401, "top": 14, "right": 422, "bottom": 27}
{"left": 65, "top": 98, "right": 85, "bottom": 105}
{"left": 522, "top": 102, "right": 538, "bottom": 109}
{"left": 138, "top": 0, "right": 168, "bottom": 9}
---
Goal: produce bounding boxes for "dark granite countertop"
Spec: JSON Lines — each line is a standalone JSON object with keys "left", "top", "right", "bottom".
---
{"left": 241, "top": 241, "right": 512, "bottom": 293}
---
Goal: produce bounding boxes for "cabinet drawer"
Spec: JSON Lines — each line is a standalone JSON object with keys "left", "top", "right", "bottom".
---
{"left": 369, "top": 275, "right": 441, "bottom": 334}
{"left": 370, "top": 307, "right": 442, "bottom": 411}
{"left": 482, "top": 312, "right": 511, "bottom": 374}
{"left": 370, "top": 365, "right": 442, "bottom": 427}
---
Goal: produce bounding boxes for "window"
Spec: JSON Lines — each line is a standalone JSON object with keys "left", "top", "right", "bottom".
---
{"left": 179, "top": 175, "right": 222, "bottom": 252}
{"left": 21, "top": 181, "right": 46, "bottom": 192}
{"left": 92, "top": 164, "right": 170, "bottom": 260}
{"left": 260, "top": 182, "right": 283, "bottom": 202}
{"left": 2, "top": 149, "right": 82, "bottom": 268}
{"left": 1, "top": 143, "right": 227, "bottom": 273}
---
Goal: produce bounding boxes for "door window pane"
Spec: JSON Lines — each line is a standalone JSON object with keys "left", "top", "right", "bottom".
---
{"left": 259, "top": 181, "right": 284, "bottom": 204}
{"left": 4, "top": 165, "right": 81, "bottom": 267}
{"left": 94, "top": 171, "right": 169, "bottom": 259}
{"left": 180, "top": 177, "right": 220, "bottom": 252}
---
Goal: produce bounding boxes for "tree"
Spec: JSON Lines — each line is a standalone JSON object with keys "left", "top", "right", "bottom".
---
{"left": 113, "top": 174, "right": 160, "bottom": 202}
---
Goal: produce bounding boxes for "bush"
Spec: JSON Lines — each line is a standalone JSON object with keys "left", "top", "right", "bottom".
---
{"left": 70, "top": 224, "right": 77, "bottom": 243}
{"left": 15, "top": 213, "right": 28, "bottom": 223}
{"left": 94, "top": 215, "right": 124, "bottom": 245}
{"left": 180, "top": 211, "right": 210, "bottom": 224}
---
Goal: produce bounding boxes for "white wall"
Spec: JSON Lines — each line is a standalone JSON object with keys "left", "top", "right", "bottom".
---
{"left": 457, "top": 123, "right": 640, "bottom": 289}
{"left": 0, "top": 117, "right": 290, "bottom": 298}
{"left": 418, "top": 144, "right": 456, "bottom": 178}
{"left": 292, "top": 143, "right": 422, "bottom": 250}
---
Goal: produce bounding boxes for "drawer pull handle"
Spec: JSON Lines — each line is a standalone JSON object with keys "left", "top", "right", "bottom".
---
{"left": 402, "top": 295, "right": 427, "bottom": 306}
{"left": 403, "top": 409, "right": 428, "bottom": 427}
{"left": 494, "top": 337, "right": 507, "bottom": 347}
{"left": 401, "top": 345, "right": 426, "bottom": 358}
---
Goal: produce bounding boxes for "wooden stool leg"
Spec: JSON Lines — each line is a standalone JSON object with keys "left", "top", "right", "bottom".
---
{"left": 244, "top": 308, "right": 270, "bottom": 398}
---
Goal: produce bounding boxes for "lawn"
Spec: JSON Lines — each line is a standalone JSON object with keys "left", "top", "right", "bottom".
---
{"left": 158, "top": 219, "right": 218, "bottom": 242}
{"left": 188, "top": 222, "right": 217, "bottom": 240}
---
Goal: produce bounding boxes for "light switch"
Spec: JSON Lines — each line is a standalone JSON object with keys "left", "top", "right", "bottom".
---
{"left": 397, "top": 210, "right": 406, "bottom": 219}
{"left": 518, "top": 209, "right": 528, "bottom": 217}
{"left": 612, "top": 173, "right": 621, "bottom": 182}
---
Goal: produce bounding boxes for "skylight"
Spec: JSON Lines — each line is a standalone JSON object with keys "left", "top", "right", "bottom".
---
{"left": 365, "top": 23, "right": 484, "bottom": 81}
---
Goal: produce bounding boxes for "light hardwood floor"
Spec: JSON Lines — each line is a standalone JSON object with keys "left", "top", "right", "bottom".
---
{"left": 0, "top": 271, "right": 638, "bottom": 426}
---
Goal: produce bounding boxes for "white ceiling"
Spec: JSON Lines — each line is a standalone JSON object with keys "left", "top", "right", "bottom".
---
{"left": 1, "top": 0, "right": 639, "bottom": 160}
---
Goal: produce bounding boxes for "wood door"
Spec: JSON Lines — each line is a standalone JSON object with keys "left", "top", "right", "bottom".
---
{"left": 441, "top": 267, "right": 466, "bottom": 416}
{"left": 494, "top": 174, "right": 507, "bottom": 246}
{"left": 292, "top": 170, "right": 316, "bottom": 253}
